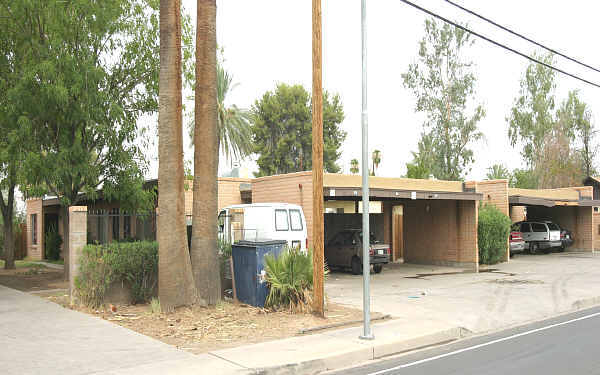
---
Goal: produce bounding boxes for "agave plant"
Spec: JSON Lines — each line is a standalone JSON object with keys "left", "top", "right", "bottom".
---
{"left": 264, "top": 247, "right": 328, "bottom": 312}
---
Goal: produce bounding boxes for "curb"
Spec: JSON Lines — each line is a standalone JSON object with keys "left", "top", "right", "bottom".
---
{"left": 253, "top": 326, "right": 471, "bottom": 375}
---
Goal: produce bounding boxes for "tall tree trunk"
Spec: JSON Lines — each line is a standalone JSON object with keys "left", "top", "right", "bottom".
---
{"left": 191, "top": 0, "right": 221, "bottom": 306}
{"left": 62, "top": 205, "right": 70, "bottom": 280}
{"left": 158, "top": 0, "right": 198, "bottom": 311}
{"left": 0, "top": 185, "right": 15, "bottom": 270}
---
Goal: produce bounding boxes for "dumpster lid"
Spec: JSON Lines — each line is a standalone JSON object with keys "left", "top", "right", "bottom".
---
{"left": 234, "top": 239, "right": 288, "bottom": 247}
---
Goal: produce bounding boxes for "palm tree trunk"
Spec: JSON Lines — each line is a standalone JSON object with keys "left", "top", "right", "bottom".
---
{"left": 0, "top": 185, "right": 15, "bottom": 270}
{"left": 191, "top": 0, "right": 221, "bottom": 306}
{"left": 158, "top": 0, "right": 198, "bottom": 311}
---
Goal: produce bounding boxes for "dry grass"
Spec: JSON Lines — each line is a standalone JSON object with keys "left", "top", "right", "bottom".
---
{"left": 47, "top": 296, "right": 387, "bottom": 354}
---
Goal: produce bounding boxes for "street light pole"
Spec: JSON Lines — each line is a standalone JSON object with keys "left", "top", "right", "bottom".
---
{"left": 359, "top": 0, "right": 373, "bottom": 340}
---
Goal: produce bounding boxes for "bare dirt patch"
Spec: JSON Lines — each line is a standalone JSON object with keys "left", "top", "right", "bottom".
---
{"left": 47, "top": 296, "right": 387, "bottom": 353}
{"left": 0, "top": 266, "right": 67, "bottom": 292}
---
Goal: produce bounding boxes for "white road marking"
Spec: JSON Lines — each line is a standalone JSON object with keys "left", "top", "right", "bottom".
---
{"left": 367, "top": 311, "right": 600, "bottom": 375}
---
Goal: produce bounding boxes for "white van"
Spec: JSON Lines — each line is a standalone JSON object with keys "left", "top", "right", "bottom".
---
{"left": 218, "top": 203, "right": 308, "bottom": 251}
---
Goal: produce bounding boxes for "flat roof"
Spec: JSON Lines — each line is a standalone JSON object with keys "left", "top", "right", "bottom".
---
{"left": 509, "top": 188, "right": 580, "bottom": 201}
{"left": 323, "top": 174, "right": 465, "bottom": 193}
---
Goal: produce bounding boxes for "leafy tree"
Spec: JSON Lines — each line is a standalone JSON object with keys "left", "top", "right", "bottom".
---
{"left": 558, "top": 91, "right": 596, "bottom": 178}
{"left": 509, "top": 54, "right": 596, "bottom": 187}
{"left": 402, "top": 19, "right": 485, "bottom": 181}
{"left": 510, "top": 168, "right": 538, "bottom": 189}
{"left": 157, "top": 0, "right": 197, "bottom": 310}
{"left": 405, "top": 133, "right": 435, "bottom": 179}
{"left": 350, "top": 159, "right": 359, "bottom": 174}
{"left": 190, "top": 0, "right": 221, "bottom": 307}
{"left": 508, "top": 53, "right": 556, "bottom": 166}
{"left": 486, "top": 164, "right": 510, "bottom": 180}
{"left": 0, "top": 4, "right": 28, "bottom": 269}
{"left": 371, "top": 150, "right": 381, "bottom": 176}
{"left": 8, "top": 0, "right": 189, "bottom": 279}
{"left": 251, "top": 84, "right": 346, "bottom": 176}
{"left": 187, "top": 59, "right": 252, "bottom": 166}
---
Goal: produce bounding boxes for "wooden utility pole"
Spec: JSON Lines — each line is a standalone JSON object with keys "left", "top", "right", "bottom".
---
{"left": 312, "top": 0, "right": 325, "bottom": 317}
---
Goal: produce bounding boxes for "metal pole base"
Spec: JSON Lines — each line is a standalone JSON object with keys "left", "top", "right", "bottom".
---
{"left": 359, "top": 334, "right": 375, "bottom": 340}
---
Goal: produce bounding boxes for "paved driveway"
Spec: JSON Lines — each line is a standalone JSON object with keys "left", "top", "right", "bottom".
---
{"left": 326, "top": 252, "right": 600, "bottom": 334}
{"left": 0, "top": 286, "right": 244, "bottom": 375}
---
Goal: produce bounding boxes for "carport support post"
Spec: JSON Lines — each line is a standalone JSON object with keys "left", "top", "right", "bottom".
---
{"left": 359, "top": 0, "right": 373, "bottom": 340}
{"left": 68, "top": 206, "right": 87, "bottom": 305}
{"left": 311, "top": 0, "right": 325, "bottom": 317}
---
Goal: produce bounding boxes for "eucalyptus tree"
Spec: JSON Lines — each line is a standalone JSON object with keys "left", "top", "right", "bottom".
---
{"left": 403, "top": 19, "right": 485, "bottom": 181}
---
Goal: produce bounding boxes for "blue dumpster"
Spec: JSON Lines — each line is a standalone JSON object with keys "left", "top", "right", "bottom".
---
{"left": 231, "top": 240, "right": 287, "bottom": 307}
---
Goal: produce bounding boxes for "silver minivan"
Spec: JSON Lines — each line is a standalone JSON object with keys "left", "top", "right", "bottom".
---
{"left": 516, "top": 221, "right": 562, "bottom": 254}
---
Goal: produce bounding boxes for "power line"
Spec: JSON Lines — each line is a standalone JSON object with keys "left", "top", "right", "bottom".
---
{"left": 398, "top": 0, "right": 600, "bottom": 89}
{"left": 444, "top": 0, "right": 600, "bottom": 74}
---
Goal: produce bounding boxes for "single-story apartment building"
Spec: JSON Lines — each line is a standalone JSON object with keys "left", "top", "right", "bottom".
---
{"left": 25, "top": 172, "right": 600, "bottom": 271}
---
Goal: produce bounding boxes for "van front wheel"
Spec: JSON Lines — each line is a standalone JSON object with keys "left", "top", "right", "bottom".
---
{"left": 351, "top": 256, "right": 362, "bottom": 275}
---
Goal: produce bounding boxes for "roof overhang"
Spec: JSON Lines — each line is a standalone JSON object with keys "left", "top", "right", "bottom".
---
{"left": 576, "top": 199, "right": 600, "bottom": 207}
{"left": 509, "top": 195, "right": 600, "bottom": 207}
{"left": 324, "top": 187, "right": 482, "bottom": 201}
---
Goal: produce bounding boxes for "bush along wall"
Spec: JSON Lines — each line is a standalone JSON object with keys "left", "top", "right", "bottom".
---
{"left": 478, "top": 204, "right": 511, "bottom": 265}
{"left": 74, "top": 241, "right": 158, "bottom": 308}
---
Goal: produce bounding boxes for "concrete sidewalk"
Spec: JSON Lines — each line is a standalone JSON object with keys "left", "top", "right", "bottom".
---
{"left": 0, "top": 285, "right": 247, "bottom": 375}
{"left": 209, "top": 317, "right": 467, "bottom": 374}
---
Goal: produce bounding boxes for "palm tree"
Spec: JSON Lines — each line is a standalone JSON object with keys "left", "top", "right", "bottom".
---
{"left": 191, "top": 0, "right": 221, "bottom": 306}
{"left": 188, "top": 61, "right": 252, "bottom": 167}
{"left": 158, "top": 0, "right": 198, "bottom": 311}
{"left": 372, "top": 150, "right": 381, "bottom": 176}
{"left": 350, "top": 159, "right": 359, "bottom": 174}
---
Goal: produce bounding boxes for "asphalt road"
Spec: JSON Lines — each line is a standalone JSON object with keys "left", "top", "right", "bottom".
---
{"left": 328, "top": 306, "right": 600, "bottom": 375}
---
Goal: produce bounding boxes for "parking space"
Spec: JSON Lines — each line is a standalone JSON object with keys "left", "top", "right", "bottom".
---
{"left": 326, "top": 252, "right": 600, "bottom": 333}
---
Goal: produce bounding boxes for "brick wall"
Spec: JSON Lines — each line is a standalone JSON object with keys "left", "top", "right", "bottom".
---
{"left": 25, "top": 199, "right": 44, "bottom": 260}
{"left": 403, "top": 199, "right": 478, "bottom": 270}
{"left": 252, "top": 172, "right": 313, "bottom": 245}
{"left": 576, "top": 206, "right": 593, "bottom": 251}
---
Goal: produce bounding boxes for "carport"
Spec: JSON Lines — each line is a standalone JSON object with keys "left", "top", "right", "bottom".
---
{"left": 508, "top": 187, "right": 600, "bottom": 252}
{"left": 251, "top": 172, "right": 483, "bottom": 271}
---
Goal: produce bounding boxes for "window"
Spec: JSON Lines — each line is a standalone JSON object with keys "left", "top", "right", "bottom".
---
{"left": 112, "top": 208, "right": 120, "bottom": 241}
{"left": 595, "top": 207, "right": 599, "bottom": 213}
{"left": 275, "top": 209, "right": 289, "bottom": 231}
{"left": 31, "top": 214, "right": 37, "bottom": 245}
{"left": 97, "top": 211, "right": 106, "bottom": 244}
{"left": 531, "top": 223, "right": 547, "bottom": 232}
{"left": 520, "top": 223, "right": 531, "bottom": 233}
{"left": 124, "top": 215, "right": 131, "bottom": 239}
{"left": 289, "top": 209, "right": 303, "bottom": 231}
{"left": 546, "top": 223, "right": 560, "bottom": 231}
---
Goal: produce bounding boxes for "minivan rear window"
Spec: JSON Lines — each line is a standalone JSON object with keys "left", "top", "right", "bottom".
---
{"left": 532, "top": 223, "right": 547, "bottom": 232}
{"left": 520, "top": 223, "right": 531, "bottom": 232}
{"left": 289, "top": 209, "right": 303, "bottom": 231}
{"left": 275, "top": 209, "right": 289, "bottom": 231}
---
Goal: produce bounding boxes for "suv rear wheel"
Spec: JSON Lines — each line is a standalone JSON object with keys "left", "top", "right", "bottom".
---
{"left": 529, "top": 242, "right": 538, "bottom": 255}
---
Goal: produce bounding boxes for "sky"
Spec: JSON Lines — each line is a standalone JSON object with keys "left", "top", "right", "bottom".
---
{"left": 170, "top": 0, "right": 600, "bottom": 181}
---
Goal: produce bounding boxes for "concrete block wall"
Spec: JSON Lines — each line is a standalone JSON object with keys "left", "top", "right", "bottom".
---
{"left": 69, "top": 206, "right": 87, "bottom": 302}
{"left": 25, "top": 199, "right": 44, "bottom": 260}
{"left": 510, "top": 206, "right": 526, "bottom": 222}
{"left": 403, "top": 199, "right": 478, "bottom": 270}
{"left": 472, "top": 180, "right": 509, "bottom": 216}
{"left": 252, "top": 172, "right": 314, "bottom": 245}
{"left": 576, "top": 206, "right": 593, "bottom": 251}
{"left": 593, "top": 211, "right": 600, "bottom": 251}
{"left": 184, "top": 177, "right": 251, "bottom": 216}
{"left": 458, "top": 200, "right": 479, "bottom": 267}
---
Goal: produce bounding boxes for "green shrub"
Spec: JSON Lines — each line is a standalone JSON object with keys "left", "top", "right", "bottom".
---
{"left": 264, "top": 247, "right": 327, "bottom": 312}
{"left": 75, "top": 241, "right": 158, "bottom": 308}
{"left": 478, "top": 204, "right": 511, "bottom": 265}
{"left": 45, "top": 224, "right": 63, "bottom": 261}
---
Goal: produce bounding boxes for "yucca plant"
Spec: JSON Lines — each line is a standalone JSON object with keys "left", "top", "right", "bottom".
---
{"left": 264, "top": 247, "right": 328, "bottom": 312}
